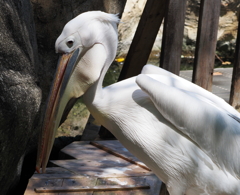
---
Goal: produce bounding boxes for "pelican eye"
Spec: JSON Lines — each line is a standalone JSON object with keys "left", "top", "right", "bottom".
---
{"left": 66, "top": 40, "right": 74, "bottom": 48}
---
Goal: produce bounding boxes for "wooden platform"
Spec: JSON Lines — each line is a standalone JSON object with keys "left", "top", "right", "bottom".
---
{"left": 25, "top": 140, "right": 163, "bottom": 194}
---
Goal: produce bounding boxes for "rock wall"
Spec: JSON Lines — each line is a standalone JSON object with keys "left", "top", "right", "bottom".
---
{"left": 0, "top": 0, "right": 41, "bottom": 194}
{"left": 118, "top": 0, "right": 239, "bottom": 59}
{"left": 0, "top": 0, "right": 126, "bottom": 194}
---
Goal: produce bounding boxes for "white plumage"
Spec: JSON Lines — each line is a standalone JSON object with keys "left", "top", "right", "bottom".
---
{"left": 37, "top": 11, "right": 240, "bottom": 195}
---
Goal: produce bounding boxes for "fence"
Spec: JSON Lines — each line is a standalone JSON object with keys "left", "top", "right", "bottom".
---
{"left": 118, "top": 0, "right": 240, "bottom": 108}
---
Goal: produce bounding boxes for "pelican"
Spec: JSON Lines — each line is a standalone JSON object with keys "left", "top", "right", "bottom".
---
{"left": 36, "top": 11, "right": 240, "bottom": 194}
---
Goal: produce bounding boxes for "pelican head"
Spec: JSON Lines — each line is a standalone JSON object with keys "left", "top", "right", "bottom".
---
{"left": 36, "top": 11, "right": 119, "bottom": 173}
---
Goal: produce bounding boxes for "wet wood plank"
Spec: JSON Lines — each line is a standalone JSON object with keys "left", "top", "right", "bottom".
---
{"left": 230, "top": 16, "right": 240, "bottom": 109}
{"left": 160, "top": 0, "right": 187, "bottom": 75}
{"left": 192, "top": 0, "right": 221, "bottom": 90}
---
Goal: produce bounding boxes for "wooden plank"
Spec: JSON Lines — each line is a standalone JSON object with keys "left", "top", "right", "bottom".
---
{"left": 91, "top": 141, "right": 150, "bottom": 171}
{"left": 94, "top": 176, "right": 149, "bottom": 195}
{"left": 31, "top": 173, "right": 85, "bottom": 180}
{"left": 160, "top": 0, "right": 187, "bottom": 75}
{"left": 96, "top": 176, "right": 162, "bottom": 195}
{"left": 59, "top": 141, "right": 91, "bottom": 159}
{"left": 91, "top": 141, "right": 136, "bottom": 159}
{"left": 35, "top": 184, "right": 150, "bottom": 193}
{"left": 118, "top": 0, "right": 169, "bottom": 81}
{"left": 159, "top": 182, "right": 170, "bottom": 195}
{"left": 192, "top": 0, "right": 221, "bottom": 90}
{"left": 35, "top": 167, "right": 75, "bottom": 175}
{"left": 96, "top": 177, "right": 146, "bottom": 186}
{"left": 91, "top": 140, "right": 127, "bottom": 151}
{"left": 51, "top": 157, "right": 134, "bottom": 169}
{"left": 145, "top": 175, "right": 163, "bottom": 195}
{"left": 26, "top": 141, "right": 162, "bottom": 195}
{"left": 60, "top": 177, "right": 97, "bottom": 195}
{"left": 60, "top": 141, "right": 112, "bottom": 160}
{"left": 229, "top": 13, "right": 240, "bottom": 109}
{"left": 25, "top": 178, "right": 63, "bottom": 195}
{"left": 50, "top": 163, "right": 152, "bottom": 177}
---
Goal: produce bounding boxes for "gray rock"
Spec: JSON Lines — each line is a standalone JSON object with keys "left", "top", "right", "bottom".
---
{"left": 0, "top": 0, "right": 41, "bottom": 194}
{"left": 0, "top": 0, "right": 126, "bottom": 194}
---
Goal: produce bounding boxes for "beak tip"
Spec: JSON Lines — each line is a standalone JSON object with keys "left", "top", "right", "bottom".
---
{"left": 36, "top": 166, "right": 46, "bottom": 174}
{"left": 36, "top": 166, "right": 41, "bottom": 174}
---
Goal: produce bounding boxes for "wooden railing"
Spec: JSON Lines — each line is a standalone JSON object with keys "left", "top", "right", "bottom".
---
{"left": 118, "top": 0, "right": 240, "bottom": 108}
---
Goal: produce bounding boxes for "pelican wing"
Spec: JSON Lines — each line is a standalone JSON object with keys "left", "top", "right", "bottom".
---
{"left": 141, "top": 65, "right": 240, "bottom": 118}
{"left": 136, "top": 73, "right": 240, "bottom": 178}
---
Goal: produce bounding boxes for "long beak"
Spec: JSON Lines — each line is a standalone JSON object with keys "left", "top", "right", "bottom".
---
{"left": 36, "top": 48, "right": 80, "bottom": 173}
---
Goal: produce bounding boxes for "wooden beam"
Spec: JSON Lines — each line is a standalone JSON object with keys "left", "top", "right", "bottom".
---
{"left": 192, "top": 0, "right": 221, "bottom": 90}
{"left": 229, "top": 12, "right": 240, "bottom": 109}
{"left": 118, "top": 0, "right": 170, "bottom": 81}
{"left": 159, "top": 182, "right": 170, "bottom": 195}
{"left": 35, "top": 184, "right": 150, "bottom": 193}
{"left": 160, "top": 0, "right": 187, "bottom": 75}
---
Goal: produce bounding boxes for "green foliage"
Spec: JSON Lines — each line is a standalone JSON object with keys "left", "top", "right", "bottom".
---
{"left": 57, "top": 98, "right": 90, "bottom": 137}
{"left": 103, "top": 61, "right": 122, "bottom": 87}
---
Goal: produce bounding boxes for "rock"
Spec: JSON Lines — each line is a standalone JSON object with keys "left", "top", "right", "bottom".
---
{"left": 0, "top": 0, "right": 41, "bottom": 194}
{"left": 0, "top": 0, "right": 126, "bottom": 194}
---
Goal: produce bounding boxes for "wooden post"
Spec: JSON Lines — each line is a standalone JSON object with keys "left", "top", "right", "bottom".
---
{"left": 229, "top": 11, "right": 240, "bottom": 109}
{"left": 118, "top": 0, "right": 170, "bottom": 81}
{"left": 159, "top": 182, "right": 169, "bottom": 195}
{"left": 192, "top": 0, "right": 221, "bottom": 91}
{"left": 160, "top": 0, "right": 187, "bottom": 75}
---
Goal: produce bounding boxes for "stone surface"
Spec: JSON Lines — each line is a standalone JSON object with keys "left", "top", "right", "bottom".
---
{"left": 0, "top": 0, "right": 41, "bottom": 194}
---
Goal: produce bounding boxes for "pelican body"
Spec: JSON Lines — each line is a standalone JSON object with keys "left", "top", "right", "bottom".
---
{"left": 36, "top": 11, "right": 240, "bottom": 195}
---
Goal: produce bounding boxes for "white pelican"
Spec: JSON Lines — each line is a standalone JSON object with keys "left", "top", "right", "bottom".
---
{"left": 36, "top": 11, "right": 240, "bottom": 195}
